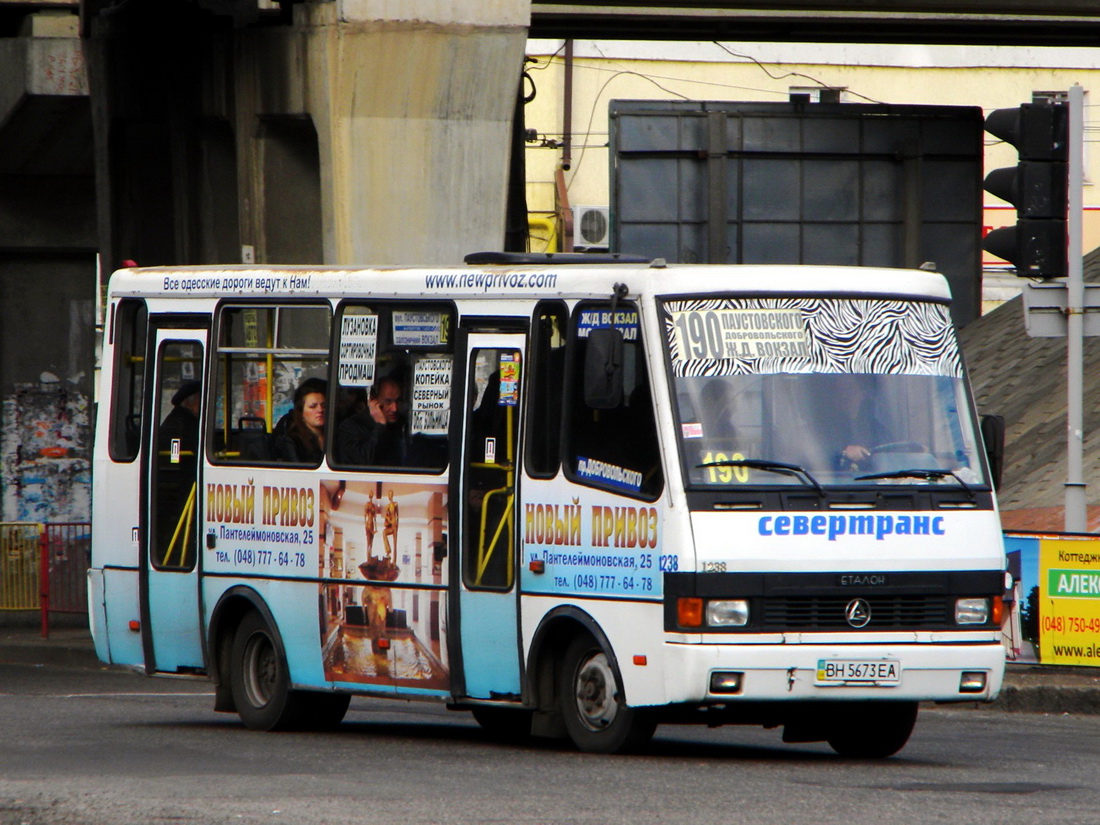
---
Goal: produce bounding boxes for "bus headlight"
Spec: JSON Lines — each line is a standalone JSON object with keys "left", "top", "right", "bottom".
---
{"left": 707, "top": 599, "right": 750, "bottom": 627}
{"left": 955, "top": 597, "right": 990, "bottom": 625}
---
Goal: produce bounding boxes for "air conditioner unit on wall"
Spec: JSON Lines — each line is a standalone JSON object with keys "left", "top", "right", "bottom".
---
{"left": 572, "top": 206, "right": 610, "bottom": 251}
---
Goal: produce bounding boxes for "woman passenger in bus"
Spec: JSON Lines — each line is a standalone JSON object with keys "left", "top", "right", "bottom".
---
{"left": 274, "top": 377, "right": 327, "bottom": 463}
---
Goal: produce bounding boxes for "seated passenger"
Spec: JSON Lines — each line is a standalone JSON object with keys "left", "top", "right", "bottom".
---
{"left": 274, "top": 377, "right": 327, "bottom": 464}
{"left": 335, "top": 375, "right": 406, "bottom": 466}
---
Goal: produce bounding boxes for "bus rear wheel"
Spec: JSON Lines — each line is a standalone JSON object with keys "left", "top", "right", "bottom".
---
{"left": 230, "top": 611, "right": 322, "bottom": 731}
{"left": 559, "top": 636, "right": 655, "bottom": 754}
{"left": 825, "top": 701, "right": 918, "bottom": 758}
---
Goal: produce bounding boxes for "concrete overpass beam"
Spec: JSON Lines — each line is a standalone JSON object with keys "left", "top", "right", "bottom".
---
{"left": 0, "top": 12, "right": 90, "bottom": 177}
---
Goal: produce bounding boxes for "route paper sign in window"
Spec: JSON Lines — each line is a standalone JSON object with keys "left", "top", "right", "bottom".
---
{"left": 393, "top": 311, "right": 448, "bottom": 348}
{"left": 337, "top": 313, "right": 378, "bottom": 387}
{"left": 411, "top": 356, "right": 451, "bottom": 435}
{"left": 575, "top": 308, "right": 639, "bottom": 341}
{"left": 670, "top": 308, "right": 810, "bottom": 361}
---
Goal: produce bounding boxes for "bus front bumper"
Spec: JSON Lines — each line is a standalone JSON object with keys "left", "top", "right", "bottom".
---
{"left": 660, "top": 638, "right": 1006, "bottom": 705}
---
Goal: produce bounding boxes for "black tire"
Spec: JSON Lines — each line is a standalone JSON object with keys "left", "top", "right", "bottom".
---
{"left": 825, "top": 701, "right": 919, "bottom": 758}
{"left": 229, "top": 611, "right": 305, "bottom": 731}
{"left": 470, "top": 707, "right": 533, "bottom": 743}
{"left": 559, "top": 635, "right": 655, "bottom": 754}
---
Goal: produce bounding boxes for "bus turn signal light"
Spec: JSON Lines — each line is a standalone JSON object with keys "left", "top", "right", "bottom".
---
{"left": 677, "top": 597, "right": 704, "bottom": 627}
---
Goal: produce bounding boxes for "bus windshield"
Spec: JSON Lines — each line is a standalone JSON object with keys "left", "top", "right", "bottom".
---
{"left": 660, "top": 295, "right": 988, "bottom": 490}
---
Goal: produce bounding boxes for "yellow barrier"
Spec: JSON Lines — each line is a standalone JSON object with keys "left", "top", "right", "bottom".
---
{"left": 0, "top": 522, "right": 42, "bottom": 610}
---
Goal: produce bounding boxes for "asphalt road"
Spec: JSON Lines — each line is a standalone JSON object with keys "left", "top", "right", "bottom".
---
{"left": 2, "top": 660, "right": 1098, "bottom": 825}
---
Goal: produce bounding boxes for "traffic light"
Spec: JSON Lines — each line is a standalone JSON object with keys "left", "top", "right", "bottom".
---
{"left": 982, "top": 100, "right": 1069, "bottom": 278}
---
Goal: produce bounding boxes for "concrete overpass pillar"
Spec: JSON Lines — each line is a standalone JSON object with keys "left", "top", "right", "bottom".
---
{"left": 240, "top": 0, "right": 530, "bottom": 265}
{"left": 0, "top": 10, "right": 96, "bottom": 522}
{"left": 83, "top": 0, "right": 529, "bottom": 269}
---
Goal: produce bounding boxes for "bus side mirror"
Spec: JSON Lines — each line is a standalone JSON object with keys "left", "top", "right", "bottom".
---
{"left": 980, "top": 414, "right": 1005, "bottom": 490}
{"left": 584, "top": 328, "right": 624, "bottom": 409}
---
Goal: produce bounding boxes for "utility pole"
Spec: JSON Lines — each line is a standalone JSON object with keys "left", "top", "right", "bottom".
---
{"left": 1065, "top": 84, "right": 1086, "bottom": 532}
{"left": 1006, "top": 87, "right": 1088, "bottom": 531}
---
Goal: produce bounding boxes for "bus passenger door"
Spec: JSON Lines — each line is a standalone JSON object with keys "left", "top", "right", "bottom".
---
{"left": 457, "top": 333, "right": 525, "bottom": 699}
{"left": 143, "top": 326, "right": 207, "bottom": 673}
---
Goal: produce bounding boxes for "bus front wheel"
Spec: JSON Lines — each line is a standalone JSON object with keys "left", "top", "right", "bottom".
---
{"left": 825, "top": 701, "right": 918, "bottom": 758}
{"left": 559, "top": 636, "right": 655, "bottom": 754}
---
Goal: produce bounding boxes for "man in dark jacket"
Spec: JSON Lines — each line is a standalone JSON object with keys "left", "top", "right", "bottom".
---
{"left": 335, "top": 376, "right": 406, "bottom": 466}
{"left": 159, "top": 379, "right": 201, "bottom": 460}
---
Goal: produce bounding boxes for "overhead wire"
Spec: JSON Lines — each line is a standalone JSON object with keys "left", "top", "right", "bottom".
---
{"left": 530, "top": 42, "right": 890, "bottom": 186}
{"left": 526, "top": 43, "right": 1100, "bottom": 188}
{"left": 565, "top": 69, "right": 694, "bottom": 183}
{"left": 710, "top": 41, "right": 887, "bottom": 104}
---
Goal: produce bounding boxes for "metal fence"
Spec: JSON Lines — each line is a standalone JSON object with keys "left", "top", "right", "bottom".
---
{"left": 0, "top": 522, "right": 90, "bottom": 636}
{"left": 0, "top": 523, "right": 43, "bottom": 610}
{"left": 41, "top": 523, "right": 91, "bottom": 614}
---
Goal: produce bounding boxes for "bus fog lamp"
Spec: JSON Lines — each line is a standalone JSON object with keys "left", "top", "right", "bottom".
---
{"left": 706, "top": 600, "right": 750, "bottom": 627}
{"left": 709, "top": 671, "right": 744, "bottom": 694}
{"left": 959, "top": 671, "right": 987, "bottom": 693}
{"left": 955, "top": 598, "right": 990, "bottom": 625}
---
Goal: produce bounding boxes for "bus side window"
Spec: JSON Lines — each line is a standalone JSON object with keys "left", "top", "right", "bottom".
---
{"left": 210, "top": 304, "right": 331, "bottom": 465}
{"left": 330, "top": 302, "right": 453, "bottom": 473}
{"left": 525, "top": 301, "right": 567, "bottom": 478}
{"left": 564, "top": 301, "right": 663, "bottom": 500}
{"left": 108, "top": 299, "right": 148, "bottom": 462}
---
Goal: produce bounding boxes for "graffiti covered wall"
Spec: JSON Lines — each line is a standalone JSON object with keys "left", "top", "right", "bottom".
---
{"left": 1, "top": 380, "right": 91, "bottom": 523}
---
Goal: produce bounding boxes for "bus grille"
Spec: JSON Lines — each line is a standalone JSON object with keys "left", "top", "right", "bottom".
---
{"left": 761, "top": 595, "right": 951, "bottom": 631}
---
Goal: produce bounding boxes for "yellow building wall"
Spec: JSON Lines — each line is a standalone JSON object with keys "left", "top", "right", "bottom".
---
{"left": 523, "top": 42, "right": 1100, "bottom": 257}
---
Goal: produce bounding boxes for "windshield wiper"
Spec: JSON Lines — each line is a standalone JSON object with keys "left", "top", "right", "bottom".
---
{"left": 854, "top": 467, "right": 974, "bottom": 494}
{"left": 696, "top": 458, "right": 825, "bottom": 496}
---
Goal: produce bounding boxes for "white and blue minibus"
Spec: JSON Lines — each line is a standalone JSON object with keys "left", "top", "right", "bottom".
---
{"left": 89, "top": 254, "right": 1006, "bottom": 756}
